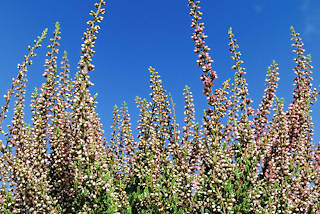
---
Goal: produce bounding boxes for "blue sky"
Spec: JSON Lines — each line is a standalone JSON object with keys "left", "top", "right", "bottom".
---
{"left": 0, "top": 0, "right": 320, "bottom": 145}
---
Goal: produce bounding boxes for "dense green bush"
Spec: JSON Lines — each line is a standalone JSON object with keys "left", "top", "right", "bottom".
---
{"left": 0, "top": 0, "right": 319, "bottom": 213}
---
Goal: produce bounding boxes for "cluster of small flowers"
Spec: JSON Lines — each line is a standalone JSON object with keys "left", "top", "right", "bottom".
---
{"left": 187, "top": 0, "right": 319, "bottom": 213}
{"left": 0, "top": 0, "right": 319, "bottom": 213}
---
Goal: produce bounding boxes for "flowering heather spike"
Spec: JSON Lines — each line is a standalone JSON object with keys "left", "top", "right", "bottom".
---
{"left": 171, "top": 85, "right": 201, "bottom": 211}
{"left": 111, "top": 101, "right": 133, "bottom": 211}
{"left": 148, "top": 66, "right": 173, "bottom": 142}
{"left": 126, "top": 68, "right": 185, "bottom": 212}
{"left": 290, "top": 26, "right": 315, "bottom": 105}
{"left": 34, "top": 21, "right": 61, "bottom": 139}
{"left": 47, "top": 50, "right": 75, "bottom": 212}
{"left": 199, "top": 26, "right": 261, "bottom": 214}
{"left": 225, "top": 28, "right": 256, "bottom": 164}
{"left": 254, "top": 61, "right": 279, "bottom": 141}
{"left": 225, "top": 27, "right": 251, "bottom": 141}
{"left": 188, "top": 0, "right": 217, "bottom": 108}
{"left": 108, "top": 104, "right": 120, "bottom": 170}
{"left": 276, "top": 26, "right": 319, "bottom": 212}
{"left": 182, "top": 85, "right": 196, "bottom": 145}
{"left": 107, "top": 104, "right": 127, "bottom": 210}
{"left": 0, "top": 28, "right": 47, "bottom": 213}
{"left": 119, "top": 101, "right": 135, "bottom": 168}
{"left": 227, "top": 27, "right": 253, "bottom": 117}
{"left": 187, "top": 7, "right": 238, "bottom": 210}
{"left": 252, "top": 61, "right": 280, "bottom": 172}
{"left": 169, "top": 92, "right": 180, "bottom": 145}
{"left": 70, "top": 1, "right": 121, "bottom": 212}
{"left": 0, "top": 28, "right": 47, "bottom": 134}
{"left": 210, "top": 79, "right": 230, "bottom": 142}
{"left": 22, "top": 22, "right": 63, "bottom": 213}
{"left": 260, "top": 97, "right": 293, "bottom": 212}
{"left": 78, "top": 0, "right": 106, "bottom": 73}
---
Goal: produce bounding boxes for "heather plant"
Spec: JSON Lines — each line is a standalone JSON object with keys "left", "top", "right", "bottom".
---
{"left": 0, "top": 0, "right": 319, "bottom": 213}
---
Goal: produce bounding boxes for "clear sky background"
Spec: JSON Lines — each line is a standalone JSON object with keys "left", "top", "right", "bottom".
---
{"left": 0, "top": 0, "right": 320, "bottom": 146}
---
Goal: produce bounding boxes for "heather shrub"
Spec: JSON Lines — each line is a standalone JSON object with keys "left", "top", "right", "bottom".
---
{"left": 0, "top": 0, "right": 319, "bottom": 213}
